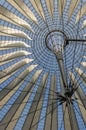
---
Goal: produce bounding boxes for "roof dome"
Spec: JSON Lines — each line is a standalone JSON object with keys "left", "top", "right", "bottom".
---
{"left": 0, "top": 0, "right": 86, "bottom": 130}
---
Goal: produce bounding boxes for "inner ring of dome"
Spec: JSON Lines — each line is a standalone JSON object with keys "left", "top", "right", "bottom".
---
{"left": 45, "top": 30, "right": 67, "bottom": 52}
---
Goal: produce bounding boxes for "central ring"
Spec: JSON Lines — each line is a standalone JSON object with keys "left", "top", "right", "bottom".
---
{"left": 45, "top": 30, "right": 67, "bottom": 52}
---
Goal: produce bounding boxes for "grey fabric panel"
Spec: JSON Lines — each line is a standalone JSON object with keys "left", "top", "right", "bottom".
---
{"left": 44, "top": 74, "right": 57, "bottom": 130}
{"left": 0, "top": 70, "right": 41, "bottom": 130}
{"left": 0, "top": 69, "right": 30, "bottom": 101}
{"left": 22, "top": 73, "right": 48, "bottom": 130}
{"left": 60, "top": 77, "right": 79, "bottom": 130}
{"left": 69, "top": 72, "right": 86, "bottom": 108}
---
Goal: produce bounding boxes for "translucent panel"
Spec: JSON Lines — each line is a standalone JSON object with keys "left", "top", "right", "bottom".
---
{"left": 68, "top": 0, "right": 80, "bottom": 19}
{"left": 46, "top": 0, "right": 54, "bottom": 17}
{"left": 30, "top": 0, "right": 45, "bottom": 19}
{"left": 76, "top": 3, "right": 86, "bottom": 23}
{"left": 0, "top": 6, "right": 33, "bottom": 31}
{"left": 58, "top": 0, "right": 66, "bottom": 16}
{"left": 0, "top": 41, "right": 30, "bottom": 48}
{"left": 7, "top": 0, "right": 38, "bottom": 23}
{"left": 0, "top": 26, "right": 32, "bottom": 40}
{"left": 82, "top": 20, "right": 86, "bottom": 27}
